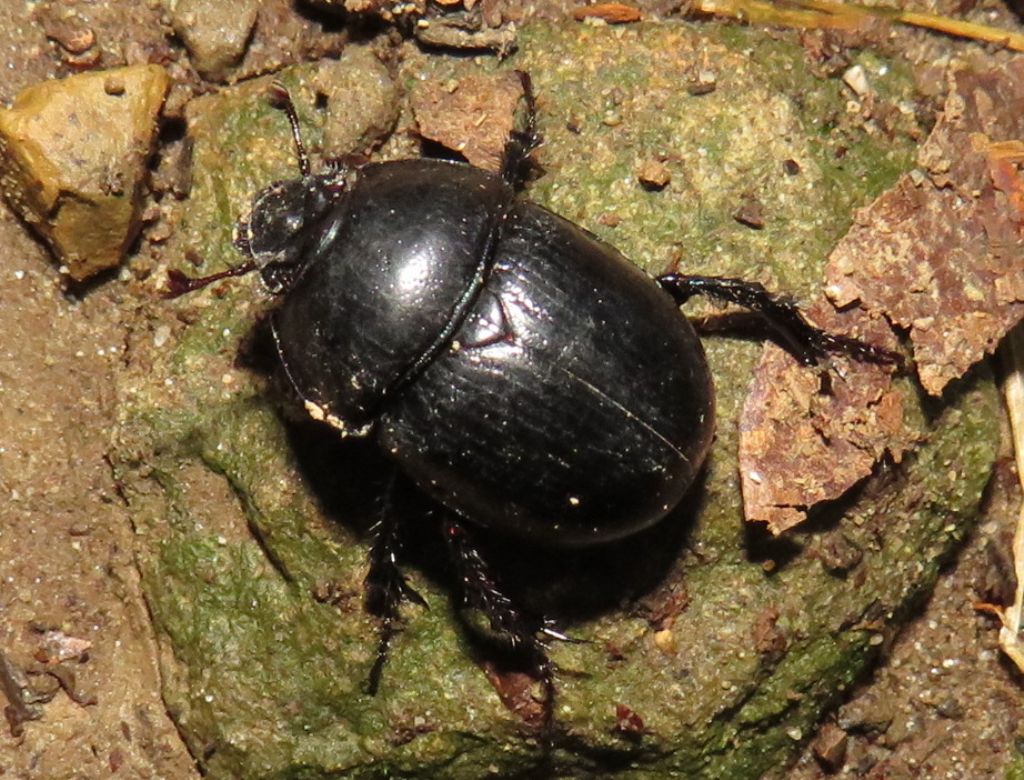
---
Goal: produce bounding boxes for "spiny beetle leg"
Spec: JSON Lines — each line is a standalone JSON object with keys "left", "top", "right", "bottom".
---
{"left": 363, "top": 482, "right": 427, "bottom": 696}
{"left": 656, "top": 273, "right": 904, "bottom": 368}
{"left": 500, "top": 70, "right": 542, "bottom": 192}
{"left": 443, "top": 515, "right": 555, "bottom": 730}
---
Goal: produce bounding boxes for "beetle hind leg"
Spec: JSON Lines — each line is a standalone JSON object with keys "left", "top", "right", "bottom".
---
{"left": 656, "top": 273, "right": 904, "bottom": 368}
{"left": 363, "top": 489, "right": 427, "bottom": 695}
{"left": 443, "top": 515, "right": 556, "bottom": 729}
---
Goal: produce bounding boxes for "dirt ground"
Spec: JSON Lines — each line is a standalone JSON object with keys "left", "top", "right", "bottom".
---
{"left": 790, "top": 445, "right": 1024, "bottom": 779}
{"left": 0, "top": 1, "right": 1022, "bottom": 778}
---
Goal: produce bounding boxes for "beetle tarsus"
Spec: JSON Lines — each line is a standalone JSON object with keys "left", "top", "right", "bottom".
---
{"left": 366, "top": 617, "right": 394, "bottom": 696}
{"left": 656, "top": 273, "right": 903, "bottom": 368}
{"left": 442, "top": 515, "right": 556, "bottom": 728}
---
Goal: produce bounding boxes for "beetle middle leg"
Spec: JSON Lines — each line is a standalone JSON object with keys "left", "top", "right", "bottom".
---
{"left": 443, "top": 515, "right": 556, "bottom": 728}
{"left": 364, "top": 476, "right": 427, "bottom": 695}
{"left": 656, "top": 273, "right": 903, "bottom": 367}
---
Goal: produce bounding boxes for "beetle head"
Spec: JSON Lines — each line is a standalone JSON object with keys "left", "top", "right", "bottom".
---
{"left": 234, "top": 171, "right": 349, "bottom": 294}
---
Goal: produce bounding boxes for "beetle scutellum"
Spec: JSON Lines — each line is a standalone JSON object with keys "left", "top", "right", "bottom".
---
{"left": 168, "top": 74, "right": 899, "bottom": 726}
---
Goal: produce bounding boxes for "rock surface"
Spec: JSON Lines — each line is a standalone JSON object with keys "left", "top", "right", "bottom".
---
{"left": 111, "top": 22, "right": 1001, "bottom": 778}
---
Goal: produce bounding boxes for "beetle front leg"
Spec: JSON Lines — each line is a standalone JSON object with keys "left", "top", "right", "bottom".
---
{"left": 442, "top": 516, "right": 555, "bottom": 728}
{"left": 656, "top": 273, "right": 903, "bottom": 367}
{"left": 500, "top": 70, "right": 542, "bottom": 192}
{"left": 364, "top": 483, "right": 427, "bottom": 695}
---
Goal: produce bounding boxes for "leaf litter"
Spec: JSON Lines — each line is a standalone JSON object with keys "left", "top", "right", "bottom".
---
{"left": 740, "top": 57, "right": 1024, "bottom": 533}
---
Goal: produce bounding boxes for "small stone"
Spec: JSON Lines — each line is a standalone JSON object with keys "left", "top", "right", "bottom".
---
{"left": 172, "top": 0, "right": 261, "bottom": 81}
{"left": 653, "top": 628, "right": 676, "bottom": 654}
{"left": 934, "top": 694, "right": 964, "bottom": 719}
{"left": 812, "top": 722, "right": 848, "bottom": 772}
{"left": 842, "top": 64, "right": 871, "bottom": 97}
{"left": 414, "top": 17, "right": 517, "bottom": 53}
{"left": 412, "top": 71, "right": 525, "bottom": 173}
{"left": 65, "top": 48, "right": 103, "bottom": 72}
{"left": 733, "top": 194, "right": 766, "bottom": 229}
{"left": 612, "top": 703, "right": 645, "bottom": 737}
{"left": 0, "top": 65, "right": 170, "bottom": 281}
{"left": 312, "top": 48, "right": 400, "bottom": 159}
{"left": 39, "top": 11, "right": 96, "bottom": 55}
{"left": 686, "top": 70, "right": 718, "bottom": 96}
{"left": 637, "top": 159, "right": 671, "bottom": 190}
{"left": 34, "top": 630, "right": 92, "bottom": 665}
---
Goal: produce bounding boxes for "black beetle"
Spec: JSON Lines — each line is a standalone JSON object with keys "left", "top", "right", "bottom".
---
{"left": 169, "top": 75, "right": 898, "bottom": 723}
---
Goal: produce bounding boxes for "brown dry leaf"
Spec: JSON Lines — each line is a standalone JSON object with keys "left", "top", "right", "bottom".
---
{"left": 986, "top": 139, "right": 1024, "bottom": 223}
{"left": 572, "top": 3, "right": 642, "bottom": 23}
{"left": 480, "top": 662, "right": 546, "bottom": 726}
{"left": 826, "top": 61, "right": 1024, "bottom": 396}
{"left": 751, "top": 607, "right": 787, "bottom": 657}
{"left": 34, "top": 630, "right": 92, "bottom": 665}
{"left": 739, "top": 302, "right": 907, "bottom": 534}
{"left": 410, "top": 71, "right": 525, "bottom": 174}
{"left": 639, "top": 583, "right": 689, "bottom": 630}
{"left": 613, "top": 703, "right": 645, "bottom": 736}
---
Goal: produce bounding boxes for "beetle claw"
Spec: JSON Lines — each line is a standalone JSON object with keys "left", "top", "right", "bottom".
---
{"left": 539, "top": 623, "right": 586, "bottom": 644}
{"left": 401, "top": 579, "right": 428, "bottom": 610}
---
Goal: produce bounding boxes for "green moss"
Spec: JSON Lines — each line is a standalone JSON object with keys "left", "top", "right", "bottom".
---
{"left": 511, "top": 22, "right": 918, "bottom": 298}
{"left": 1007, "top": 743, "right": 1024, "bottom": 780}
{"left": 113, "top": 21, "right": 997, "bottom": 779}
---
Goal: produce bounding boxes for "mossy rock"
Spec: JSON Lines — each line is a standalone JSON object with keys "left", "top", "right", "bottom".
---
{"left": 113, "top": 21, "right": 999, "bottom": 779}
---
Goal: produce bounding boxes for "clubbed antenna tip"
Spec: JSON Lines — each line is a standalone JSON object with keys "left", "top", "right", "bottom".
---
{"left": 163, "top": 260, "right": 258, "bottom": 299}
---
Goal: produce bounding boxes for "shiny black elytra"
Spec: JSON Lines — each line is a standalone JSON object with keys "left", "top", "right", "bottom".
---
{"left": 169, "top": 76, "right": 898, "bottom": 726}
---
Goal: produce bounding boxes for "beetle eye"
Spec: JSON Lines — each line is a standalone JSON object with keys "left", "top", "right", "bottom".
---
{"left": 233, "top": 220, "right": 251, "bottom": 254}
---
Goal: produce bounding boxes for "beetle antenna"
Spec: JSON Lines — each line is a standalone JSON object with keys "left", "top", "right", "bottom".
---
{"left": 268, "top": 80, "right": 312, "bottom": 179}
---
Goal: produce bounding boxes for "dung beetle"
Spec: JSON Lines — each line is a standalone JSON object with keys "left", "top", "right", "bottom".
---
{"left": 169, "top": 74, "right": 899, "bottom": 724}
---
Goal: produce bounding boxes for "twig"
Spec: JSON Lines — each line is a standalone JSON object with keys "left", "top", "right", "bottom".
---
{"left": 692, "top": 0, "right": 1024, "bottom": 52}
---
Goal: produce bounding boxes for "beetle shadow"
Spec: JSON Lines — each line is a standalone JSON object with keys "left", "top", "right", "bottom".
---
{"left": 691, "top": 310, "right": 802, "bottom": 355}
{"left": 237, "top": 318, "right": 398, "bottom": 538}
{"left": 464, "top": 484, "right": 704, "bottom": 626}
{"left": 240, "top": 318, "right": 701, "bottom": 631}
{"left": 281, "top": 415, "right": 703, "bottom": 629}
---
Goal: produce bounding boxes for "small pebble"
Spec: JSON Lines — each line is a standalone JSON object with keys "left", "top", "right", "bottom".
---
{"left": 637, "top": 159, "right": 671, "bottom": 190}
